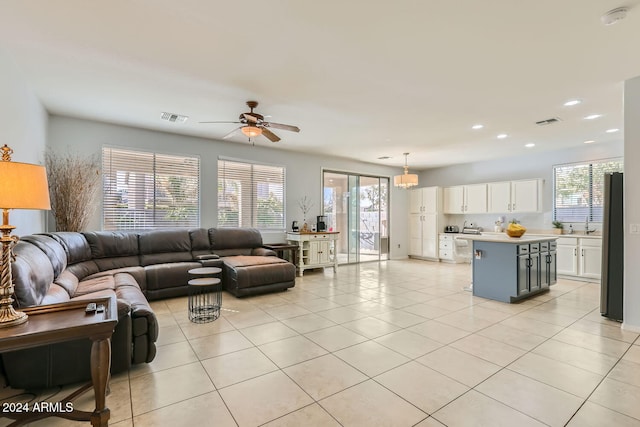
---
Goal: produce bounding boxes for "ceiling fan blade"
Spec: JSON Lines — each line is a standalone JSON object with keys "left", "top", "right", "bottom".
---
{"left": 222, "top": 126, "right": 243, "bottom": 139}
{"left": 264, "top": 122, "right": 300, "bottom": 132}
{"left": 199, "top": 120, "right": 241, "bottom": 124}
{"left": 262, "top": 128, "right": 281, "bottom": 142}
{"left": 241, "top": 113, "right": 260, "bottom": 124}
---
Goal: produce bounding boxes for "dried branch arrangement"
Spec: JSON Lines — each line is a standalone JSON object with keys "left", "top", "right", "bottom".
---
{"left": 44, "top": 150, "right": 100, "bottom": 232}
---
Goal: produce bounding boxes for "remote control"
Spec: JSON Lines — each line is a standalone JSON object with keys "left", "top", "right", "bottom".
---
{"left": 85, "top": 303, "right": 97, "bottom": 313}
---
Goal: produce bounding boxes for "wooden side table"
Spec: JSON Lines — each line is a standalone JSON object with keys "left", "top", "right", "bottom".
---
{"left": 0, "top": 296, "right": 117, "bottom": 427}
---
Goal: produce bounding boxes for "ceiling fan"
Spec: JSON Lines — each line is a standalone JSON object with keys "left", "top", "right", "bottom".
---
{"left": 200, "top": 101, "right": 300, "bottom": 142}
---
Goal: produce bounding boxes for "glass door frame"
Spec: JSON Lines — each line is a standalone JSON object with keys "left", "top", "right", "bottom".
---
{"left": 322, "top": 169, "right": 390, "bottom": 265}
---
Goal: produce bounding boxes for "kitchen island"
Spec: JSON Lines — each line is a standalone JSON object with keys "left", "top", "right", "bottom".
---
{"left": 455, "top": 234, "right": 558, "bottom": 303}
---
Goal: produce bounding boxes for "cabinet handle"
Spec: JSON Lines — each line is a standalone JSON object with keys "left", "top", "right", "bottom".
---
{"left": 574, "top": 248, "right": 577, "bottom": 256}
{"left": 508, "top": 203, "right": 511, "bottom": 211}
{"left": 581, "top": 249, "right": 584, "bottom": 257}
{"left": 513, "top": 204, "right": 516, "bottom": 211}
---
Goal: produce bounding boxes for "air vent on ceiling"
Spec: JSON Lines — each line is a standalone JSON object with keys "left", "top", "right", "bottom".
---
{"left": 535, "top": 117, "right": 562, "bottom": 126}
{"left": 160, "top": 112, "right": 188, "bottom": 123}
{"left": 377, "top": 156, "right": 391, "bottom": 160}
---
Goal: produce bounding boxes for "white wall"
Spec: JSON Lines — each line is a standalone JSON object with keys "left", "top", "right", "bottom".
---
{"left": 0, "top": 53, "right": 48, "bottom": 235}
{"left": 624, "top": 75, "right": 640, "bottom": 330}
{"left": 48, "top": 115, "right": 410, "bottom": 259}
{"left": 419, "top": 142, "right": 623, "bottom": 232}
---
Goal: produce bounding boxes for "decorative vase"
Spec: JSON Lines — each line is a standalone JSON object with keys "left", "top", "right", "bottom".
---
{"left": 494, "top": 225, "right": 503, "bottom": 232}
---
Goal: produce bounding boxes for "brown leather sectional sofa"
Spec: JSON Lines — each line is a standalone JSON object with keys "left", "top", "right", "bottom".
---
{"left": 3, "top": 227, "right": 295, "bottom": 389}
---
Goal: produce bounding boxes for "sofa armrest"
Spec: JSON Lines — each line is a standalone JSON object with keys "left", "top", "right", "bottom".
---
{"left": 252, "top": 247, "right": 277, "bottom": 257}
{"left": 196, "top": 254, "right": 220, "bottom": 260}
{"left": 196, "top": 254, "right": 223, "bottom": 267}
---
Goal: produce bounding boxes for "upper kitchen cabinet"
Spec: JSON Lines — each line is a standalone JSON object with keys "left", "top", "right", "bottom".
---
{"left": 409, "top": 186, "right": 439, "bottom": 214}
{"left": 443, "top": 184, "right": 487, "bottom": 214}
{"left": 488, "top": 179, "right": 542, "bottom": 214}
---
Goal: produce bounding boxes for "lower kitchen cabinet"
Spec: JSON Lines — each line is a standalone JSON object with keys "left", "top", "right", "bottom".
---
{"left": 556, "top": 237, "right": 602, "bottom": 280}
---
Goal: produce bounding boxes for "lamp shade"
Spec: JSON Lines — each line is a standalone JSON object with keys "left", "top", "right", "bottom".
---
{"left": 241, "top": 126, "right": 263, "bottom": 138}
{"left": 393, "top": 170, "right": 419, "bottom": 188}
{"left": 0, "top": 161, "right": 51, "bottom": 210}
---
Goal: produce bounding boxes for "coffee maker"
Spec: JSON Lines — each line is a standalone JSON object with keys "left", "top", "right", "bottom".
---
{"left": 291, "top": 221, "right": 299, "bottom": 232}
{"left": 316, "top": 216, "right": 327, "bottom": 232}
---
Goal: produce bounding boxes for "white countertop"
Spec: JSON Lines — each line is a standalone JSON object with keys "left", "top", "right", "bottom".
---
{"left": 455, "top": 234, "right": 558, "bottom": 244}
{"left": 481, "top": 231, "right": 602, "bottom": 240}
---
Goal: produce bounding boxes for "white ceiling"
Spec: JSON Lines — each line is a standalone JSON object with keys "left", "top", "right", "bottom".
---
{"left": 1, "top": 0, "right": 639, "bottom": 169}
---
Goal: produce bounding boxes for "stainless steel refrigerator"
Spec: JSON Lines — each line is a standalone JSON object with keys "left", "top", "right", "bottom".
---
{"left": 601, "top": 172, "right": 624, "bottom": 321}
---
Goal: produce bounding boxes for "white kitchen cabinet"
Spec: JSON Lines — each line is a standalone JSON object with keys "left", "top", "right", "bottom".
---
{"left": 579, "top": 238, "right": 602, "bottom": 279}
{"left": 556, "top": 237, "right": 602, "bottom": 280}
{"left": 556, "top": 238, "right": 579, "bottom": 276}
{"left": 438, "top": 234, "right": 454, "bottom": 261}
{"left": 443, "top": 184, "right": 487, "bottom": 214}
{"left": 408, "top": 187, "right": 442, "bottom": 259}
{"left": 488, "top": 179, "right": 542, "bottom": 214}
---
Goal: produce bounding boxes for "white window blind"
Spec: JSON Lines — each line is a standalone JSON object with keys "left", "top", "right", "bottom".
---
{"left": 553, "top": 158, "right": 623, "bottom": 223}
{"left": 218, "top": 159, "right": 285, "bottom": 230}
{"left": 102, "top": 147, "right": 200, "bottom": 230}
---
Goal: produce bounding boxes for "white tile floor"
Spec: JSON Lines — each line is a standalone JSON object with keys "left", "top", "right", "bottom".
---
{"left": 4, "top": 259, "right": 640, "bottom": 426}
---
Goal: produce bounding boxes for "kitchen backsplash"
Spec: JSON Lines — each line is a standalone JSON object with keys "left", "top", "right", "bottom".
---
{"left": 444, "top": 212, "right": 600, "bottom": 234}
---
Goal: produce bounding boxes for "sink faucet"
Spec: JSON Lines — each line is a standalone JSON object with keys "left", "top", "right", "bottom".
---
{"left": 585, "top": 216, "right": 596, "bottom": 234}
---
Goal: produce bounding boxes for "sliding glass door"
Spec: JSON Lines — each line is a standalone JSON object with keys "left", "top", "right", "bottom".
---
{"left": 323, "top": 171, "right": 389, "bottom": 264}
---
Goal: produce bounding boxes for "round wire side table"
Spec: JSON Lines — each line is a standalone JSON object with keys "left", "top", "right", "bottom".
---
{"left": 187, "top": 267, "right": 222, "bottom": 323}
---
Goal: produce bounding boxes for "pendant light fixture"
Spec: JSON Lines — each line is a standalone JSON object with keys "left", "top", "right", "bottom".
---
{"left": 394, "top": 152, "right": 419, "bottom": 188}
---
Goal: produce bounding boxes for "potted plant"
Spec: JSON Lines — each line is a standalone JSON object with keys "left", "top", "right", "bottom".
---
{"left": 552, "top": 220, "right": 564, "bottom": 235}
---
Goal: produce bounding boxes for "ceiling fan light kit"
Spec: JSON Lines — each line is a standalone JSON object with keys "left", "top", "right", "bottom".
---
{"left": 394, "top": 153, "right": 419, "bottom": 189}
{"left": 241, "top": 126, "right": 262, "bottom": 138}
{"left": 201, "top": 101, "right": 300, "bottom": 143}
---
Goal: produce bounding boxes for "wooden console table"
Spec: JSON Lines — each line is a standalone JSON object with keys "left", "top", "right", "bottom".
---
{"left": 0, "top": 296, "right": 117, "bottom": 427}
{"left": 286, "top": 232, "right": 340, "bottom": 277}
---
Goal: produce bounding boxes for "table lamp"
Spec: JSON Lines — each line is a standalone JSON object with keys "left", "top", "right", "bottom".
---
{"left": 0, "top": 144, "right": 51, "bottom": 328}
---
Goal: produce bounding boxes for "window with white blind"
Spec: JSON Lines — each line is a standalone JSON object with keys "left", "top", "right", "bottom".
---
{"left": 218, "top": 158, "right": 285, "bottom": 230}
{"left": 102, "top": 147, "right": 200, "bottom": 230}
{"left": 553, "top": 158, "right": 623, "bottom": 223}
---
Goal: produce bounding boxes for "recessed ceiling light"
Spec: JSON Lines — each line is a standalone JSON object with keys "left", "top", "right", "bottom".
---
{"left": 525, "top": 143, "right": 535, "bottom": 148}
{"left": 584, "top": 140, "right": 595, "bottom": 144}
{"left": 497, "top": 134, "right": 508, "bottom": 139}
{"left": 606, "top": 128, "right": 620, "bottom": 133}
{"left": 584, "top": 114, "right": 602, "bottom": 120}
{"left": 564, "top": 99, "right": 582, "bottom": 107}
{"left": 472, "top": 124, "right": 484, "bottom": 130}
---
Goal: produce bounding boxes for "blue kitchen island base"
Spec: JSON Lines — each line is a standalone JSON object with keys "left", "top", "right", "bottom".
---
{"left": 457, "top": 235, "right": 558, "bottom": 303}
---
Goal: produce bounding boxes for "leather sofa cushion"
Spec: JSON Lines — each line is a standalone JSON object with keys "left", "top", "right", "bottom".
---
{"left": 213, "top": 248, "right": 253, "bottom": 257}
{"left": 85, "top": 266, "right": 146, "bottom": 291}
{"left": 189, "top": 228, "right": 210, "bottom": 251}
{"left": 145, "top": 261, "right": 201, "bottom": 291}
{"left": 223, "top": 256, "right": 295, "bottom": 289}
{"left": 65, "top": 260, "right": 100, "bottom": 281}
{"left": 47, "top": 232, "right": 92, "bottom": 264}
{"left": 209, "top": 227, "right": 262, "bottom": 250}
{"left": 74, "top": 275, "right": 115, "bottom": 296}
{"left": 94, "top": 255, "right": 141, "bottom": 271}
{"left": 223, "top": 255, "right": 289, "bottom": 268}
{"left": 54, "top": 269, "right": 79, "bottom": 296}
{"left": 12, "top": 241, "right": 54, "bottom": 307}
{"left": 139, "top": 229, "right": 193, "bottom": 266}
{"left": 83, "top": 231, "right": 139, "bottom": 258}
{"left": 41, "top": 283, "right": 71, "bottom": 305}
{"left": 21, "top": 235, "right": 67, "bottom": 278}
